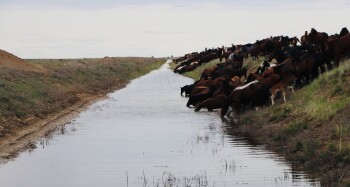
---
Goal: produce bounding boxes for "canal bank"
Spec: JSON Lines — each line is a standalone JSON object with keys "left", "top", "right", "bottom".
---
{"left": 0, "top": 62, "right": 318, "bottom": 186}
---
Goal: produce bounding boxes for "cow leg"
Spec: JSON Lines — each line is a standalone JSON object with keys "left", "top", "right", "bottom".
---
{"left": 271, "top": 92, "right": 276, "bottom": 106}
{"left": 283, "top": 90, "right": 287, "bottom": 103}
{"left": 335, "top": 57, "right": 341, "bottom": 67}
{"left": 319, "top": 64, "right": 325, "bottom": 73}
{"left": 289, "top": 86, "right": 295, "bottom": 94}
{"left": 221, "top": 102, "right": 230, "bottom": 120}
{"left": 326, "top": 60, "right": 333, "bottom": 70}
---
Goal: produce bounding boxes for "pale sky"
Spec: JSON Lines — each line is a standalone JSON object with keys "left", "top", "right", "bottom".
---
{"left": 0, "top": 0, "right": 349, "bottom": 58}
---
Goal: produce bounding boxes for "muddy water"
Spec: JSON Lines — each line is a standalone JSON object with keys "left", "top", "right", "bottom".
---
{"left": 0, "top": 62, "right": 319, "bottom": 187}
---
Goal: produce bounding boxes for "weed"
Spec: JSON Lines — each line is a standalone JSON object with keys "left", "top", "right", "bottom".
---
{"left": 303, "top": 140, "right": 320, "bottom": 159}
{"left": 269, "top": 106, "right": 291, "bottom": 122}
{"left": 335, "top": 146, "right": 350, "bottom": 164}
{"left": 295, "top": 140, "right": 304, "bottom": 152}
{"left": 273, "top": 131, "right": 288, "bottom": 142}
{"left": 284, "top": 121, "right": 308, "bottom": 135}
{"left": 328, "top": 142, "right": 337, "bottom": 152}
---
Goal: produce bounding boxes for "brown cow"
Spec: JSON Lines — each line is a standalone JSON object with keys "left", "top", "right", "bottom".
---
{"left": 308, "top": 28, "right": 328, "bottom": 51}
{"left": 325, "top": 33, "right": 350, "bottom": 66}
{"left": 195, "top": 94, "right": 227, "bottom": 112}
{"left": 339, "top": 27, "right": 349, "bottom": 38}
{"left": 301, "top": 31, "right": 308, "bottom": 46}
{"left": 270, "top": 75, "right": 297, "bottom": 106}
{"left": 200, "top": 66, "right": 216, "bottom": 80}
{"left": 221, "top": 74, "right": 280, "bottom": 119}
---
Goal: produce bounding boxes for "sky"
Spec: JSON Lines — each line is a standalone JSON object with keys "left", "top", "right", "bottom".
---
{"left": 0, "top": 0, "right": 349, "bottom": 58}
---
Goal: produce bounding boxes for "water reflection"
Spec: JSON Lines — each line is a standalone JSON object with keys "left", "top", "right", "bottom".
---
{"left": 0, "top": 62, "right": 319, "bottom": 187}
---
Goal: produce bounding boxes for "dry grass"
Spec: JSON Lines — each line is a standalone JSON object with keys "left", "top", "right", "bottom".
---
{"left": 0, "top": 57, "right": 165, "bottom": 134}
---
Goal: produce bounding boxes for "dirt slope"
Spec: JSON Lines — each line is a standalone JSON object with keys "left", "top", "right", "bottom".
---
{"left": 0, "top": 49, "right": 46, "bottom": 72}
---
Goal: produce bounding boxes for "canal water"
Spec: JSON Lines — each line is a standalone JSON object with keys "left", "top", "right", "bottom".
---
{"left": 0, "top": 62, "right": 319, "bottom": 186}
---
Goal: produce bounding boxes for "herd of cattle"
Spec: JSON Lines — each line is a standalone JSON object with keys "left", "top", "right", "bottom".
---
{"left": 174, "top": 27, "right": 350, "bottom": 120}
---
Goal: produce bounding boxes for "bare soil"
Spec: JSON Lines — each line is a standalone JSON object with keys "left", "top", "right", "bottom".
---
{"left": 0, "top": 49, "right": 46, "bottom": 72}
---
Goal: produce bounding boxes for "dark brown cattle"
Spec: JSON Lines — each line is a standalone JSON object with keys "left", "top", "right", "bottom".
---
{"left": 190, "top": 86, "right": 208, "bottom": 96}
{"left": 186, "top": 86, "right": 214, "bottom": 107}
{"left": 221, "top": 74, "right": 280, "bottom": 119}
{"left": 175, "top": 63, "right": 198, "bottom": 74}
{"left": 339, "top": 27, "right": 349, "bottom": 38}
{"left": 195, "top": 94, "right": 227, "bottom": 112}
{"left": 301, "top": 31, "right": 308, "bottom": 46}
{"left": 231, "top": 54, "right": 244, "bottom": 71}
{"left": 262, "top": 59, "right": 294, "bottom": 80}
{"left": 270, "top": 75, "right": 296, "bottom": 106}
{"left": 229, "top": 76, "right": 244, "bottom": 88}
{"left": 181, "top": 81, "right": 198, "bottom": 96}
{"left": 250, "top": 45, "right": 260, "bottom": 60}
{"left": 267, "top": 50, "right": 288, "bottom": 64}
{"left": 191, "top": 76, "right": 229, "bottom": 96}
{"left": 200, "top": 66, "right": 216, "bottom": 80}
{"left": 328, "top": 34, "right": 339, "bottom": 41}
{"left": 259, "top": 39, "right": 275, "bottom": 56}
{"left": 325, "top": 33, "right": 350, "bottom": 66}
{"left": 220, "top": 51, "right": 233, "bottom": 62}
{"left": 289, "top": 36, "right": 300, "bottom": 47}
{"left": 263, "top": 55, "right": 318, "bottom": 87}
{"left": 246, "top": 73, "right": 260, "bottom": 83}
{"left": 308, "top": 28, "right": 328, "bottom": 50}
{"left": 294, "top": 54, "right": 319, "bottom": 84}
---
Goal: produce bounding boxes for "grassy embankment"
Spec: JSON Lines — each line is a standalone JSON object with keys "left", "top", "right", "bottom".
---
{"left": 0, "top": 57, "right": 165, "bottom": 135}
{"left": 172, "top": 58, "right": 350, "bottom": 186}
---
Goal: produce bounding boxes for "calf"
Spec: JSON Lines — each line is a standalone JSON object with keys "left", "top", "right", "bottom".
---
{"left": 270, "top": 75, "right": 296, "bottom": 106}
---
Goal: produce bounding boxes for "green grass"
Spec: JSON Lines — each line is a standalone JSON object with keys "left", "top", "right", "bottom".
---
{"left": 284, "top": 120, "right": 309, "bottom": 134}
{"left": 291, "top": 61, "right": 350, "bottom": 121}
{"left": 269, "top": 106, "right": 292, "bottom": 122}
